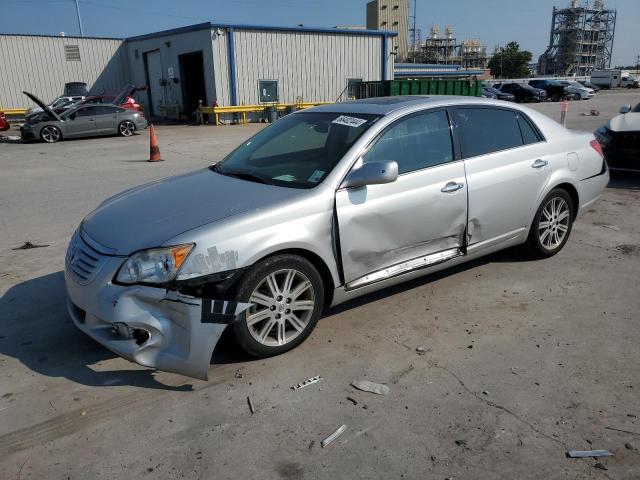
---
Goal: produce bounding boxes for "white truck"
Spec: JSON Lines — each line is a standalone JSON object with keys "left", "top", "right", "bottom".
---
{"left": 590, "top": 70, "right": 639, "bottom": 89}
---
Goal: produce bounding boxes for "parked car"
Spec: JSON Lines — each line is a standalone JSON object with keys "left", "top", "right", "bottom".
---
{"left": 528, "top": 79, "right": 568, "bottom": 102}
{"left": 481, "top": 86, "right": 497, "bottom": 99}
{"left": 577, "top": 80, "right": 601, "bottom": 92}
{"left": 80, "top": 95, "right": 143, "bottom": 112}
{"left": 64, "top": 96, "right": 608, "bottom": 379}
{"left": 556, "top": 80, "right": 594, "bottom": 100}
{"left": 621, "top": 76, "right": 639, "bottom": 89}
{"left": 594, "top": 103, "right": 640, "bottom": 172}
{"left": 26, "top": 95, "right": 85, "bottom": 117}
{"left": 495, "top": 83, "right": 547, "bottom": 103}
{"left": 21, "top": 87, "right": 147, "bottom": 142}
{"left": 0, "top": 111, "right": 9, "bottom": 132}
{"left": 482, "top": 85, "right": 515, "bottom": 102}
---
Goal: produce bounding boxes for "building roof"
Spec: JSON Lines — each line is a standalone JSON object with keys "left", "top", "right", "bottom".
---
{"left": 126, "top": 21, "right": 398, "bottom": 42}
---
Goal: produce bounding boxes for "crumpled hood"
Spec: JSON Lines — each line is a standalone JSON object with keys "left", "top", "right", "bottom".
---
{"left": 608, "top": 113, "right": 640, "bottom": 133}
{"left": 81, "top": 168, "right": 305, "bottom": 255}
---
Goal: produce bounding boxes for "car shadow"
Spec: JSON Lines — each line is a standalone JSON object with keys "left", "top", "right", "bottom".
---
{"left": 607, "top": 174, "right": 640, "bottom": 191}
{"left": 0, "top": 248, "right": 535, "bottom": 388}
{"left": 0, "top": 271, "right": 195, "bottom": 391}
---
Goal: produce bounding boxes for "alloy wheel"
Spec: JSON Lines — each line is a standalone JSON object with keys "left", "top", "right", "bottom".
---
{"left": 246, "top": 268, "right": 315, "bottom": 347}
{"left": 538, "top": 197, "right": 570, "bottom": 250}
{"left": 119, "top": 121, "right": 135, "bottom": 136}
{"left": 41, "top": 126, "right": 60, "bottom": 143}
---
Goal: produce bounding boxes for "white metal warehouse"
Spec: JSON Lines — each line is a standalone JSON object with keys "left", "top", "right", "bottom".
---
{"left": 0, "top": 22, "right": 397, "bottom": 115}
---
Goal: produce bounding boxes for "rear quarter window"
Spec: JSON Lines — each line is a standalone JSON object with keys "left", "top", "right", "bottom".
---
{"left": 452, "top": 107, "right": 524, "bottom": 158}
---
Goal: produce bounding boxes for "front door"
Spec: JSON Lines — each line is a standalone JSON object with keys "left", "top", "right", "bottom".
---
{"left": 65, "top": 106, "right": 98, "bottom": 137}
{"left": 336, "top": 109, "right": 468, "bottom": 288}
{"left": 450, "top": 106, "right": 553, "bottom": 248}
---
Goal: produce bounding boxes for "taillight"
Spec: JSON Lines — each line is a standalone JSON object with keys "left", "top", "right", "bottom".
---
{"left": 590, "top": 139, "right": 604, "bottom": 158}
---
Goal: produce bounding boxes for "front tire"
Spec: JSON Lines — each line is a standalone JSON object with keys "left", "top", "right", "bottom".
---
{"left": 232, "top": 254, "right": 324, "bottom": 358}
{"left": 526, "top": 188, "right": 574, "bottom": 258}
{"left": 118, "top": 120, "right": 136, "bottom": 137}
{"left": 40, "top": 125, "right": 62, "bottom": 143}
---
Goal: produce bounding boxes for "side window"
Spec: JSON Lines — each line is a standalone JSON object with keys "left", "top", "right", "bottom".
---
{"left": 517, "top": 114, "right": 541, "bottom": 145}
{"left": 453, "top": 108, "right": 523, "bottom": 158}
{"left": 364, "top": 110, "right": 454, "bottom": 174}
{"left": 258, "top": 80, "right": 278, "bottom": 103}
{"left": 95, "top": 106, "right": 121, "bottom": 115}
{"left": 75, "top": 106, "right": 98, "bottom": 117}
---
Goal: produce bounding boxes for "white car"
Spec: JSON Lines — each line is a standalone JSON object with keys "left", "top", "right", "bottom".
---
{"left": 558, "top": 81, "right": 594, "bottom": 100}
{"left": 26, "top": 95, "right": 85, "bottom": 116}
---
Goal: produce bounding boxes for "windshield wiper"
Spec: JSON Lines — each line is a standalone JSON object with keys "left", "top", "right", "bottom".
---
{"left": 215, "top": 168, "right": 272, "bottom": 185}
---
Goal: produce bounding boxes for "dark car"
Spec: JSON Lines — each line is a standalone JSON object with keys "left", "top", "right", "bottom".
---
{"left": 482, "top": 85, "right": 515, "bottom": 102}
{"left": 528, "top": 79, "right": 568, "bottom": 102}
{"left": 578, "top": 80, "right": 601, "bottom": 92}
{"left": 0, "top": 111, "right": 9, "bottom": 132}
{"left": 495, "top": 83, "right": 547, "bottom": 103}
{"left": 595, "top": 103, "right": 640, "bottom": 173}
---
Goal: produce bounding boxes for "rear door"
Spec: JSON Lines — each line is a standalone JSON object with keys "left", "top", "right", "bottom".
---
{"left": 93, "top": 105, "right": 121, "bottom": 134}
{"left": 450, "top": 106, "right": 552, "bottom": 249}
{"left": 336, "top": 109, "right": 468, "bottom": 288}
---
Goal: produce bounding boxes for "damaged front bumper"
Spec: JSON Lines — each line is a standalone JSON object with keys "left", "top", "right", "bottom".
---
{"left": 65, "top": 241, "right": 249, "bottom": 380}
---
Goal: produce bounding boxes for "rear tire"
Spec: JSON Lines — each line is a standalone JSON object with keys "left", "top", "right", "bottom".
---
{"left": 232, "top": 254, "right": 324, "bottom": 358}
{"left": 526, "top": 188, "right": 574, "bottom": 259}
{"left": 118, "top": 120, "right": 136, "bottom": 137}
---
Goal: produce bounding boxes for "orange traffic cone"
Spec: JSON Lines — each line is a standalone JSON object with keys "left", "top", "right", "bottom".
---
{"left": 148, "top": 124, "right": 163, "bottom": 162}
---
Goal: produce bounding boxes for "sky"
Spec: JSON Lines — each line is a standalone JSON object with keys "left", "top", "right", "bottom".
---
{"left": 0, "top": 0, "right": 638, "bottom": 66}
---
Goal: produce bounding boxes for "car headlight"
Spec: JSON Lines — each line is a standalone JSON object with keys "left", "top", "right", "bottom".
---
{"left": 115, "top": 244, "right": 194, "bottom": 285}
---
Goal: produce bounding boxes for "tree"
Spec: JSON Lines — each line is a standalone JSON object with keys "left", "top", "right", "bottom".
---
{"left": 488, "top": 42, "right": 533, "bottom": 79}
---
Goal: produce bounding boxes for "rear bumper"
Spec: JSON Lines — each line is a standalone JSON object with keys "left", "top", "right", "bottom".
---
{"left": 596, "top": 129, "right": 640, "bottom": 171}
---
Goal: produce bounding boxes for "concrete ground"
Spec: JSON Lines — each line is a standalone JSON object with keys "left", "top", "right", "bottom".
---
{"left": 1, "top": 90, "right": 639, "bottom": 479}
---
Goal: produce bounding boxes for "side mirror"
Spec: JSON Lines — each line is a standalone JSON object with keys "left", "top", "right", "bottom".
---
{"left": 342, "top": 160, "right": 398, "bottom": 189}
{"left": 620, "top": 105, "right": 632, "bottom": 114}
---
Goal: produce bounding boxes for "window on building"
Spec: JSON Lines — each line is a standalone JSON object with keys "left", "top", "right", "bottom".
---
{"left": 364, "top": 110, "right": 454, "bottom": 174}
{"left": 347, "top": 78, "right": 362, "bottom": 98}
{"left": 452, "top": 108, "right": 523, "bottom": 158}
{"left": 64, "top": 45, "right": 81, "bottom": 61}
{"left": 393, "top": 21, "right": 399, "bottom": 26}
{"left": 393, "top": 5, "right": 399, "bottom": 9}
{"left": 381, "top": 21, "right": 388, "bottom": 26}
{"left": 381, "top": 4, "right": 387, "bottom": 9}
{"left": 258, "top": 80, "right": 278, "bottom": 103}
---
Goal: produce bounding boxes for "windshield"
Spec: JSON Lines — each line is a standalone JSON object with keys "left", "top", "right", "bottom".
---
{"left": 213, "top": 111, "right": 380, "bottom": 188}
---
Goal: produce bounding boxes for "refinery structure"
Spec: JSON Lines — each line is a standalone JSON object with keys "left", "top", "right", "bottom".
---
{"left": 538, "top": 0, "right": 617, "bottom": 76}
{"left": 409, "top": 25, "right": 488, "bottom": 68}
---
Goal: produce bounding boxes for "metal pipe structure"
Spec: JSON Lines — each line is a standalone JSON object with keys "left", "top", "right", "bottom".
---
{"left": 75, "top": 0, "right": 84, "bottom": 37}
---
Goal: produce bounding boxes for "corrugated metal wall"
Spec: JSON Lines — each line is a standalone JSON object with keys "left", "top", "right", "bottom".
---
{"left": 218, "top": 29, "right": 389, "bottom": 106}
{"left": 125, "top": 28, "right": 216, "bottom": 114}
{"left": 211, "top": 30, "right": 230, "bottom": 107}
{"left": 0, "top": 35, "right": 127, "bottom": 109}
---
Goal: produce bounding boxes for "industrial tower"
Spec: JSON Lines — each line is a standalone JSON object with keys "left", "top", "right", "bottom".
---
{"left": 538, "top": 0, "right": 616, "bottom": 76}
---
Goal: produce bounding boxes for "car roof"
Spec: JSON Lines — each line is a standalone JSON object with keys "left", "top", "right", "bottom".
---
{"left": 308, "top": 95, "right": 515, "bottom": 116}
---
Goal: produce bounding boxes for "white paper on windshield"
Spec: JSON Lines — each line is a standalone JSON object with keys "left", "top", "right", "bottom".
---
{"left": 273, "top": 174, "right": 295, "bottom": 182}
{"left": 332, "top": 115, "right": 367, "bottom": 128}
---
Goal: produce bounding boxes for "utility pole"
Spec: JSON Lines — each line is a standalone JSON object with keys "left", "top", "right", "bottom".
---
{"left": 75, "top": 0, "right": 84, "bottom": 37}
{"left": 410, "top": 0, "right": 417, "bottom": 63}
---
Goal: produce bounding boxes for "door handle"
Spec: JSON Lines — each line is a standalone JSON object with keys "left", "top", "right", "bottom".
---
{"left": 441, "top": 181, "right": 464, "bottom": 193}
{"left": 531, "top": 159, "right": 548, "bottom": 169}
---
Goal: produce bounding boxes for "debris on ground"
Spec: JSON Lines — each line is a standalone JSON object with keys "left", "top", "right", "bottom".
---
{"left": 601, "top": 224, "right": 621, "bottom": 231}
{"left": 415, "top": 346, "right": 428, "bottom": 355}
{"left": 594, "top": 462, "right": 608, "bottom": 470}
{"left": 580, "top": 109, "right": 600, "bottom": 116}
{"left": 482, "top": 390, "right": 490, "bottom": 395}
{"left": 321, "top": 424, "right": 347, "bottom": 448}
{"left": 566, "top": 449, "right": 612, "bottom": 458}
{"left": 454, "top": 439, "right": 467, "bottom": 447}
{"left": 625, "top": 443, "right": 634, "bottom": 450}
{"left": 247, "top": 396, "right": 255, "bottom": 414}
{"left": 308, "top": 440, "right": 315, "bottom": 450}
{"left": 351, "top": 380, "right": 390, "bottom": 395}
{"left": 235, "top": 369, "right": 243, "bottom": 379}
{"left": 12, "top": 241, "right": 50, "bottom": 250}
{"left": 346, "top": 396, "right": 358, "bottom": 406}
{"left": 291, "top": 375, "right": 322, "bottom": 390}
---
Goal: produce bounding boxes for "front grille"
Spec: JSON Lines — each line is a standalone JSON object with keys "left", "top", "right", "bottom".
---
{"left": 66, "top": 231, "right": 109, "bottom": 284}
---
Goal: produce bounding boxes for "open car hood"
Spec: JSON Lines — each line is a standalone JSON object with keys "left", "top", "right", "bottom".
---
{"left": 23, "top": 91, "right": 62, "bottom": 121}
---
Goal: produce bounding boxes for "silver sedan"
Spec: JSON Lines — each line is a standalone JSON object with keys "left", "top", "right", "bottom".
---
{"left": 21, "top": 90, "right": 147, "bottom": 143}
{"left": 65, "top": 96, "right": 609, "bottom": 379}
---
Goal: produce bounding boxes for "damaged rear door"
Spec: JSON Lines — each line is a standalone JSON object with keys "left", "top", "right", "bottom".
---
{"left": 336, "top": 109, "right": 468, "bottom": 289}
